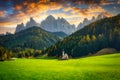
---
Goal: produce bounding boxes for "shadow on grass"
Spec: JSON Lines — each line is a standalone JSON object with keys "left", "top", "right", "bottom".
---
{"left": 35, "top": 57, "right": 57, "bottom": 60}
{"left": 34, "top": 57, "right": 70, "bottom": 61}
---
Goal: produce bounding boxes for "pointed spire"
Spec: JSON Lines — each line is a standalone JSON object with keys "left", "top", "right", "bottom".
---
{"left": 83, "top": 18, "right": 89, "bottom": 23}
{"left": 30, "top": 17, "right": 35, "bottom": 22}
{"left": 62, "top": 49, "right": 65, "bottom": 56}
{"left": 92, "top": 16, "right": 95, "bottom": 20}
{"left": 46, "top": 15, "right": 55, "bottom": 20}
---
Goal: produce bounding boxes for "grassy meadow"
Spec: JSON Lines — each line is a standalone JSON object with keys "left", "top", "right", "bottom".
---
{"left": 0, "top": 53, "right": 120, "bottom": 80}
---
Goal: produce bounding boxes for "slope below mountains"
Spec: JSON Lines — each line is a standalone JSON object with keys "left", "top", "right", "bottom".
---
{"left": 51, "top": 32, "right": 68, "bottom": 39}
{"left": 43, "top": 14, "right": 120, "bottom": 58}
{"left": 0, "top": 27, "right": 60, "bottom": 52}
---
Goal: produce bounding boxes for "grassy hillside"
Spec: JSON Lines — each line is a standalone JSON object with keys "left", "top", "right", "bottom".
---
{"left": 0, "top": 53, "right": 120, "bottom": 80}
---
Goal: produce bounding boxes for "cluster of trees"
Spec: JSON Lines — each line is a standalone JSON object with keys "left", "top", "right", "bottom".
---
{"left": 0, "top": 46, "right": 13, "bottom": 61}
{"left": 0, "top": 27, "right": 59, "bottom": 53}
{"left": 17, "top": 48, "right": 42, "bottom": 58}
{"left": 42, "top": 14, "right": 120, "bottom": 58}
{"left": 0, "top": 46, "right": 43, "bottom": 60}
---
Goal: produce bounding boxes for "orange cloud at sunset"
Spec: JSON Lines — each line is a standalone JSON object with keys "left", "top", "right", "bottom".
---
{"left": 0, "top": 0, "right": 120, "bottom": 34}
{"left": 0, "top": 10, "right": 5, "bottom": 17}
{"left": 14, "top": 5, "right": 22, "bottom": 10}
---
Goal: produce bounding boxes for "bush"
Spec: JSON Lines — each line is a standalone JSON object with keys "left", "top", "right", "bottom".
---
{"left": 0, "top": 46, "right": 13, "bottom": 61}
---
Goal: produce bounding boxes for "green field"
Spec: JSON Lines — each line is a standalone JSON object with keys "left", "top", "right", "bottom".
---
{"left": 0, "top": 53, "right": 120, "bottom": 80}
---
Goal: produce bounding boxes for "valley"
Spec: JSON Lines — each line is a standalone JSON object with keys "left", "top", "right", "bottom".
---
{"left": 0, "top": 0, "right": 120, "bottom": 80}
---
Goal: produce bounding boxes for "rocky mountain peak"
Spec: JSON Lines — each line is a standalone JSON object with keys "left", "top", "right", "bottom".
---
{"left": 46, "top": 15, "right": 56, "bottom": 21}
{"left": 30, "top": 17, "right": 36, "bottom": 22}
{"left": 26, "top": 17, "right": 38, "bottom": 29}
{"left": 40, "top": 15, "right": 76, "bottom": 34}
{"left": 96, "top": 14, "right": 106, "bottom": 20}
{"left": 83, "top": 18, "right": 89, "bottom": 23}
{"left": 92, "top": 16, "right": 95, "bottom": 20}
{"left": 77, "top": 15, "right": 108, "bottom": 30}
{"left": 15, "top": 15, "right": 76, "bottom": 34}
{"left": 15, "top": 23, "right": 25, "bottom": 33}
{"left": 15, "top": 17, "right": 39, "bottom": 33}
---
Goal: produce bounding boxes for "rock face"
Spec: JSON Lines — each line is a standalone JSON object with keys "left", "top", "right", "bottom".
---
{"left": 15, "top": 18, "right": 39, "bottom": 33}
{"left": 15, "top": 23, "right": 25, "bottom": 33}
{"left": 15, "top": 16, "right": 75, "bottom": 34}
{"left": 96, "top": 14, "right": 106, "bottom": 20}
{"left": 40, "top": 15, "right": 76, "bottom": 35}
{"left": 77, "top": 14, "right": 106, "bottom": 30}
{"left": 26, "top": 17, "right": 39, "bottom": 29}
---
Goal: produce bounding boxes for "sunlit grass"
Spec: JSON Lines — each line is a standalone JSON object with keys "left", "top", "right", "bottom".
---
{"left": 0, "top": 53, "right": 120, "bottom": 80}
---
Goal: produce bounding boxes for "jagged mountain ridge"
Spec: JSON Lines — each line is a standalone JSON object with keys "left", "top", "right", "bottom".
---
{"left": 77, "top": 14, "right": 106, "bottom": 30}
{"left": 15, "top": 14, "right": 108, "bottom": 35}
{"left": 15, "top": 15, "right": 76, "bottom": 35}
{"left": 15, "top": 17, "right": 39, "bottom": 33}
{"left": 40, "top": 15, "right": 76, "bottom": 35}
{"left": 26, "top": 18, "right": 40, "bottom": 29}
{"left": 15, "top": 23, "right": 25, "bottom": 33}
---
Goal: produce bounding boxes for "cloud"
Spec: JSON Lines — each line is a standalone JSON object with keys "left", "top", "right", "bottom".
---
{"left": 0, "top": 0, "right": 119, "bottom": 30}
{"left": 14, "top": 5, "right": 23, "bottom": 10}
{"left": 0, "top": 27, "right": 15, "bottom": 34}
{"left": 0, "top": 10, "right": 5, "bottom": 17}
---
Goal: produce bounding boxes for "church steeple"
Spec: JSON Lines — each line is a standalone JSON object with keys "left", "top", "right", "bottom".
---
{"left": 62, "top": 50, "right": 65, "bottom": 56}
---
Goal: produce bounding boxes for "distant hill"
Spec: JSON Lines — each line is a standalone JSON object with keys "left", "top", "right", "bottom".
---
{"left": 51, "top": 32, "right": 68, "bottom": 39}
{"left": 95, "top": 48, "right": 117, "bottom": 56}
{"left": 0, "top": 27, "right": 60, "bottom": 52}
{"left": 42, "top": 14, "right": 120, "bottom": 58}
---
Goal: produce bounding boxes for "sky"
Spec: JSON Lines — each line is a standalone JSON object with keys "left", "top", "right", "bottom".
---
{"left": 0, "top": 0, "right": 120, "bottom": 34}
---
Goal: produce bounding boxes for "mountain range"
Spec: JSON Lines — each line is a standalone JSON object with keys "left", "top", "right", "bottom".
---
{"left": 15, "top": 15, "right": 76, "bottom": 35}
{"left": 15, "top": 18, "right": 39, "bottom": 33}
{"left": 40, "top": 15, "right": 76, "bottom": 35}
{"left": 77, "top": 14, "right": 106, "bottom": 30}
{"left": 15, "top": 14, "right": 105, "bottom": 35}
{"left": 42, "top": 14, "right": 120, "bottom": 58}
